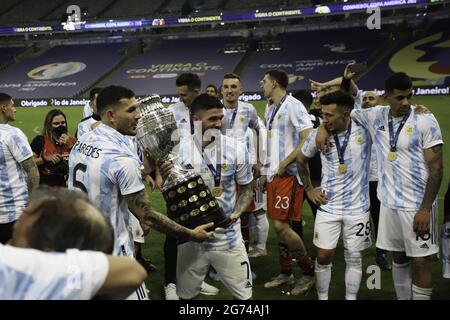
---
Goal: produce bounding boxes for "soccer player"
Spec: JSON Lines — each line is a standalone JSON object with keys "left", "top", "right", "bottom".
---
{"left": 164, "top": 73, "right": 219, "bottom": 299}
{"left": 297, "top": 90, "right": 372, "bottom": 300}
{"left": 260, "top": 70, "right": 315, "bottom": 295}
{"left": 316, "top": 72, "right": 443, "bottom": 300}
{"left": 205, "top": 84, "right": 219, "bottom": 97}
{"left": 0, "top": 93, "right": 39, "bottom": 244}
{"left": 82, "top": 87, "right": 102, "bottom": 119}
{"left": 360, "top": 91, "right": 391, "bottom": 271}
{"left": 5, "top": 187, "right": 146, "bottom": 300}
{"left": 68, "top": 85, "right": 213, "bottom": 300}
{"left": 163, "top": 93, "right": 254, "bottom": 300}
{"left": 77, "top": 87, "right": 103, "bottom": 139}
{"left": 220, "top": 73, "right": 262, "bottom": 262}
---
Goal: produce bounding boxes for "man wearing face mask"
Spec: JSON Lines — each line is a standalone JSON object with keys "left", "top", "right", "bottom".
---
{"left": 31, "top": 109, "right": 76, "bottom": 187}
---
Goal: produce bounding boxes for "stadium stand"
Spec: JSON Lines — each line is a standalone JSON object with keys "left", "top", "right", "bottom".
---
{"left": 0, "top": 43, "right": 126, "bottom": 98}
{"left": 101, "top": 36, "right": 246, "bottom": 95}
{"left": 43, "top": 0, "right": 114, "bottom": 22}
{"left": 99, "top": 0, "right": 166, "bottom": 19}
{"left": 0, "top": 47, "right": 21, "bottom": 68}
{"left": 240, "top": 27, "right": 387, "bottom": 92}
{"left": 358, "top": 20, "right": 450, "bottom": 90}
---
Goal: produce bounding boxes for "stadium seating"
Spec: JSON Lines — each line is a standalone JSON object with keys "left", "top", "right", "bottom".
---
{"left": 240, "top": 28, "right": 387, "bottom": 92}
{"left": 102, "top": 36, "right": 246, "bottom": 96}
{"left": 0, "top": 47, "right": 21, "bottom": 68}
{"left": 0, "top": 43, "right": 126, "bottom": 98}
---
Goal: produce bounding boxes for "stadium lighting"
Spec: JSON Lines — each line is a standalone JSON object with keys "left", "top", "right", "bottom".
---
{"left": 220, "top": 22, "right": 225, "bottom": 25}
{"left": 256, "top": 9, "right": 259, "bottom": 13}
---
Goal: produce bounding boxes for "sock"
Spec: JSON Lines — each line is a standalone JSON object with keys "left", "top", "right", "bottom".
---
{"left": 240, "top": 212, "right": 251, "bottom": 252}
{"left": 315, "top": 260, "right": 332, "bottom": 300}
{"left": 279, "top": 243, "right": 292, "bottom": 275}
{"left": 392, "top": 261, "right": 412, "bottom": 300}
{"left": 344, "top": 250, "right": 362, "bottom": 300}
{"left": 291, "top": 249, "right": 314, "bottom": 276}
{"left": 412, "top": 284, "right": 432, "bottom": 300}
{"left": 254, "top": 213, "right": 269, "bottom": 251}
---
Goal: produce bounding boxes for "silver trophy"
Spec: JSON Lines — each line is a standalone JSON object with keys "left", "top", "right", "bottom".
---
{"left": 135, "top": 95, "right": 231, "bottom": 234}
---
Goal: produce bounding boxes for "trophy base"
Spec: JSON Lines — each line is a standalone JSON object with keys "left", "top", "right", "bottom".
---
{"left": 163, "top": 174, "right": 232, "bottom": 242}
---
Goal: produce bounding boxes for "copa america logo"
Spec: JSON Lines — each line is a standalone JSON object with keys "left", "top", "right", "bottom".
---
{"left": 27, "top": 62, "right": 86, "bottom": 80}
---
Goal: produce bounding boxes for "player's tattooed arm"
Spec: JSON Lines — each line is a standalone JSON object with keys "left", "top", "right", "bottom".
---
{"left": 230, "top": 182, "right": 252, "bottom": 223}
{"left": 21, "top": 157, "right": 39, "bottom": 192}
{"left": 125, "top": 190, "right": 213, "bottom": 242}
{"left": 421, "top": 144, "right": 444, "bottom": 209}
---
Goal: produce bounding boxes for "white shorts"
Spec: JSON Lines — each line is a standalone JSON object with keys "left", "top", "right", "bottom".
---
{"left": 176, "top": 241, "right": 252, "bottom": 300}
{"left": 129, "top": 213, "right": 144, "bottom": 244}
{"left": 313, "top": 209, "right": 372, "bottom": 251}
{"left": 376, "top": 204, "right": 439, "bottom": 257}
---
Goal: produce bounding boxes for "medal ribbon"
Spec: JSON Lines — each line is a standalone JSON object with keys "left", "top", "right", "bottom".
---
{"left": 194, "top": 137, "right": 221, "bottom": 187}
{"left": 333, "top": 121, "right": 352, "bottom": 165}
{"left": 388, "top": 109, "right": 410, "bottom": 152}
{"left": 228, "top": 108, "right": 238, "bottom": 129}
{"left": 267, "top": 95, "right": 287, "bottom": 132}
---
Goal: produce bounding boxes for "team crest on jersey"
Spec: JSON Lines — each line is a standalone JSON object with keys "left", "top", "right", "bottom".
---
{"left": 221, "top": 164, "right": 228, "bottom": 170}
{"left": 277, "top": 114, "right": 282, "bottom": 120}
{"left": 240, "top": 116, "right": 245, "bottom": 123}
{"left": 406, "top": 126, "right": 414, "bottom": 135}
{"left": 355, "top": 135, "right": 364, "bottom": 145}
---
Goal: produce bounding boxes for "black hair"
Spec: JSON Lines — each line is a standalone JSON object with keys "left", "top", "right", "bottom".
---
{"left": 190, "top": 93, "right": 224, "bottom": 116}
{"left": 206, "top": 84, "right": 218, "bottom": 94}
{"left": 385, "top": 72, "right": 412, "bottom": 93}
{"left": 26, "top": 187, "right": 114, "bottom": 254}
{"left": 223, "top": 73, "right": 241, "bottom": 81}
{"left": 320, "top": 90, "right": 355, "bottom": 111}
{"left": 293, "top": 89, "right": 313, "bottom": 109}
{"left": 89, "top": 87, "right": 103, "bottom": 101}
{"left": 265, "top": 69, "right": 289, "bottom": 90}
{"left": 96, "top": 85, "right": 135, "bottom": 115}
{"left": 176, "top": 73, "right": 201, "bottom": 91}
{"left": 0, "top": 92, "right": 12, "bottom": 104}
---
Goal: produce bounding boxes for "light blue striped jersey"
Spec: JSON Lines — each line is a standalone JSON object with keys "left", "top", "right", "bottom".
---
{"left": 353, "top": 91, "right": 378, "bottom": 182}
{"left": 0, "top": 124, "right": 33, "bottom": 223}
{"left": 68, "top": 124, "right": 144, "bottom": 257}
{"left": 0, "top": 244, "right": 108, "bottom": 300}
{"left": 221, "top": 100, "right": 259, "bottom": 142}
{"left": 168, "top": 101, "right": 192, "bottom": 140}
{"left": 177, "top": 134, "right": 253, "bottom": 251}
{"left": 264, "top": 95, "right": 313, "bottom": 181}
{"left": 302, "top": 120, "right": 372, "bottom": 215}
{"left": 352, "top": 105, "right": 443, "bottom": 210}
{"left": 245, "top": 118, "right": 268, "bottom": 167}
{"left": 83, "top": 102, "right": 93, "bottom": 118}
{"left": 76, "top": 117, "right": 98, "bottom": 140}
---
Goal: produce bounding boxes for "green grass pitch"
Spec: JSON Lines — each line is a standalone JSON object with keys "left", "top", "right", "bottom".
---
{"left": 13, "top": 95, "right": 450, "bottom": 300}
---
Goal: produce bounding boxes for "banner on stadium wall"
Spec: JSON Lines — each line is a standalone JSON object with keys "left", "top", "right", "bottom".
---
{"left": 125, "top": 62, "right": 223, "bottom": 79}
{"left": 14, "top": 86, "right": 450, "bottom": 107}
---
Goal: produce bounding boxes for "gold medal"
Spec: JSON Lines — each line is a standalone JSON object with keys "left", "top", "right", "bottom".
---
{"left": 387, "top": 151, "right": 397, "bottom": 161}
{"left": 212, "top": 186, "right": 223, "bottom": 197}
{"left": 268, "top": 130, "right": 272, "bottom": 138}
{"left": 338, "top": 164, "right": 347, "bottom": 174}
